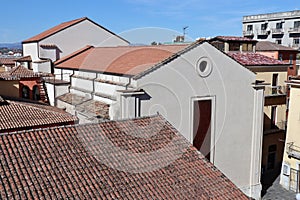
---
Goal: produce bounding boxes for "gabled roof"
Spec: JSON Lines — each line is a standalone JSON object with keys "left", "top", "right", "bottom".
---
{"left": 14, "top": 55, "right": 32, "bottom": 62}
{"left": 256, "top": 41, "right": 299, "bottom": 52}
{"left": 0, "top": 65, "right": 51, "bottom": 80}
{"left": 210, "top": 36, "right": 257, "bottom": 42}
{"left": 22, "top": 17, "right": 128, "bottom": 44}
{"left": 0, "top": 114, "right": 248, "bottom": 199}
{"left": 55, "top": 44, "right": 189, "bottom": 76}
{"left": 227, "top": 52, "right": 289, "bottom": 66}
{"left": 0, "top": 96, "right": 77, "bottom": 132}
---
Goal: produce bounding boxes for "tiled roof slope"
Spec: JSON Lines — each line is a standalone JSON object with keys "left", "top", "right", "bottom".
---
{"left": 0, "top": 98, "right": 77, "bottom": 132}
{"left": 22, "top": 17, "right": 88, "bottom": 43}
{"left": 0, "top": 115, "right": 248, "bottom": 199}
{"left": 0, "top": 65, "right": 50, "bottom": 80}
{"left": 256, "top": 41, "right": 299, "bottom": 51}
{"left": 0, "top": 57, "right": 15, "bottom": 66}
{"left": 76, "top": 99, "right": 110, "bottom": 120}
{"left": 227, "top": 52, "right": 289, "bottom": 66}
{"left": 15, "top": 55, "right": 32, "bottom": 62}
{"left": 55, "top": 44, "right": 189, "bottom": 76}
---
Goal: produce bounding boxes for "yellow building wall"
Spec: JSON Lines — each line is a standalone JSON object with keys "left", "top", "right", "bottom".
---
{"left": 257, "top": 71, "right": 287, "bottom": 129}
{"left": 0, "top": 80, "right": 19, "bottom": 97}
{"left": 282, "top": 85, "right": 300, "bottom": 170}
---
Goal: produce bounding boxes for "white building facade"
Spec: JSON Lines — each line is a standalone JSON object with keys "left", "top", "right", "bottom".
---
{"left": 243, "top": 10, "right": 300, "bottom": 50}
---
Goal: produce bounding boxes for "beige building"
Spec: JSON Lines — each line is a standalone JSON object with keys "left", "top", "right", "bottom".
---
{"left": 280, "top": 76, "right": 300, "bottom": 192}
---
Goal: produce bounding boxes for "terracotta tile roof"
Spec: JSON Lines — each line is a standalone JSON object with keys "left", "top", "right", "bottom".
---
{"left": 55, "top": 44, "right": 189, "bottom": 76}
{"left": 0, "top": 65, "right": 51, "bottom": 80}
{"left": 212, "top": 36, "right": 257, "bottom": 42}
{"left": 0, "top": 57, "right": 15, "bottom": 66}
{"left": 0, "top": 97, "right": 77, "bottom": 132}
{"left": 76, "top": 99, "right": 110, "bottom": 120}
{"left": 256, "top": 41, "right": 299, "bottom": 51}
{"left": 14, "top": 55, "right": 32, "bottom": 62}
{"left": 227, "top": 52, "right": 289, "bottom": 66}
{"left": 22, "top": 17, "right": 88, "bottom": 43}
{"left": 0, "top": 115, "right": 248, "bottom": 199}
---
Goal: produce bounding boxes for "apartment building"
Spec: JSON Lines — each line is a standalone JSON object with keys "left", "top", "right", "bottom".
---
{"left": 242, "top": 10, "right": 300, "bottom": 50}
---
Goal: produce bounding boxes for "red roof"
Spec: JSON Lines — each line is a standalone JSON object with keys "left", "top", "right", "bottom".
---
{"left": 0, "top": 114, "right": 248, "bottom": 199}
{"left": 0, "top": 97, "right": 77, "bottom": 132}
{"left": 256, "top": 41, "right": 299, "bottom": 51}
{"left": 55, "top": 44, "right": 189, "bottom": 76}
{"left": 0, "top": 57, "right": 15, "bottom": 66}
{"left": 22, "top": 17, "right": 88, "bottom": 43}
{"left": 0, "top": 65, "right": 51, "bottom": 80}
{"left": 227, "top": 52, "right": 289, "bottom": 66}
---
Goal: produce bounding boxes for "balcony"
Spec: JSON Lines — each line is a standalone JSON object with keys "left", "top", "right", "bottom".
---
{"left": 287, "top": 142, "right": 300, "bottom": 160}
{"left": 243, "top": 30, "right": 254, "bottom": 37}
{"left": 264, "top": 85, "right": 287, "bottom": 106}
{"left": 289, "top": 27, "right": 300, "bottom": 33}
{"left": 258, "top": 30, "right": 269, "bottom": 36}
{"left": 264, "top": 85, "right": 287, "bottom": 96}
{"left": 272, "top": 28, "right": 284, "bottom": 35}
{"left": 292, "top": 43, "right": 300, "bottom": 48}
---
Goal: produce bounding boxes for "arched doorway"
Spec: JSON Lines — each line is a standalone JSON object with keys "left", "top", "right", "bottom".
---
{"left": 22, "top": 86, "right": 30, "bottom": 99}
{"left": 32, "top": 85, "right": 40, "bottom": 100}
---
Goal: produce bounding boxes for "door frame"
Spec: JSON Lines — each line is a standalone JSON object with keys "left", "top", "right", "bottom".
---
{"left": 190, "top": 96, "right": 216, "bottom": 163}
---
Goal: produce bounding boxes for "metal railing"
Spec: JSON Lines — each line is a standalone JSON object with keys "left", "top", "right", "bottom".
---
{"left": 287, "top": 142, "right": 300, "bottom": 160}
{"left": 289, "top": 27, "right": 300, "bottom": 33}
{"left": 243, "top": 30, "right": 254, "bottom": 36}
{"left": 271, "top": 28, "right": 284, "bottom": 34}
{"left": 258, "top": 30, "right": 269, "bottom": 35}
{"left": 264, "top": 85, "right": 287, "bottom": 96}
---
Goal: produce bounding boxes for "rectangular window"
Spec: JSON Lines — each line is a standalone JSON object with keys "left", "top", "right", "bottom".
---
{"left": 276, "top": 22, "right": 283, "bottom": 29}
{"left": 290, "top": 54, "right": 294, "bottom": 64}
{"left": 276, "top": 40, "right": 282, "bottom": 45}
{"left": 247, "top": 25, "right": 253, "bottom": 31}
{"left": 229, "top": 43, "right": 240, "bottom": 51}
{"left": 261, "top": 23, "right": 268, "bottom": 30}
{"left": 294, "top": 38, "right": 300, "bottom": 45}
{"left": 294, "top": 21, "right": 300, "bottom": 28}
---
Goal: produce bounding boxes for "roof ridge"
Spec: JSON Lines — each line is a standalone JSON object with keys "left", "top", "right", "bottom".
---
{"left": 133, "top": 40, "right": 205, "bottom": 80}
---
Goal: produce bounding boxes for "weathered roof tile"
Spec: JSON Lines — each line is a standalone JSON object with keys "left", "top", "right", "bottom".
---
{"left": 0, "top": 115, "right": 248, "bottom": 199}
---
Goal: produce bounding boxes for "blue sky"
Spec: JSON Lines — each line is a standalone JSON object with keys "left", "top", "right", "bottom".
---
{"left": 0, "top": 0, "right": 299, "bottom": 43}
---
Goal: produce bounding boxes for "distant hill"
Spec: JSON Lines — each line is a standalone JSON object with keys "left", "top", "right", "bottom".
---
{"left": 0, "top": 42, "right": 22, "bottom": 49}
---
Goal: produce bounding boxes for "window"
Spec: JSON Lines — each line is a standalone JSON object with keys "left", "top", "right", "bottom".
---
{"left": 276, "top": 40, "right": 282, "bottom": 45}
{"left": 276, "top": 22, "right": 283, "bottom": 29}
{"left": 32, "top": 85, "right": 40, "bottom": 101}
{"left": 278, "top": 54, "right": 283, "bottom": 61}
{"left": 267, "top": 145, "right": 277, "bottom": 170}
{"left": 261, "top": 23, "right": 268, "bottom": 30}
{"left": 22, "top": 86, "right": 30, "bottom": 99}
{"left": 290, "top": 54, "right": 294, "bottom": 64}
{"left": 229, "top": 43, "right": 240, "bottom": 51}
{"left": 247, "top": 25, "right": 253, "bottom": 31}
{"left": 294, "top": 21, "right": 300, "bottom": 28}
{"left": 242, "top": 43, "right": 253, "bottom": 51}
{"left": 293, "top": 38, "right": 300, "bottom": 45}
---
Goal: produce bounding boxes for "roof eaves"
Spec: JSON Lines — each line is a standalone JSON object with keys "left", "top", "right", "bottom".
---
{"left": 133, "top": 40, "right": 205, "bottom": 80}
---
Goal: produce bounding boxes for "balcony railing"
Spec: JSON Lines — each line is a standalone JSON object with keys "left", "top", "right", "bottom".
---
{"left": 287, "top": 142, "right": 300, "bottom": 160}
{"left": 264, "top": 85, "right": 287, "bottom": 96}
{"left": 289, "top": 27, "right": 300, "bottom": 33}
{"left": 258, "top": 30, "right": 269, "bottom": 36}
{"left": 292, "top": 43, "right": 300, "bottom": 48}
{"left": 272, "top": 28, "right": 284, "bottom": 35}
{"left": 243, "top": 30, "right": 254, "bottom": 36}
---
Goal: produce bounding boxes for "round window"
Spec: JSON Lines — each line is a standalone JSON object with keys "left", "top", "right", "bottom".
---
{"left": 196, "top": 57, "right": 212, "bottom": 77}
